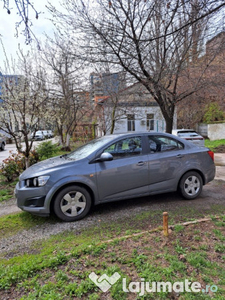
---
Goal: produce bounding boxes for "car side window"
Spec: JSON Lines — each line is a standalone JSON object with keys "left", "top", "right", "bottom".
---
{"left": 148, "top": 136, "right": 184, "bottom": 153}
{"left": 104, "top": 136, "right": 142, "bottom": 159}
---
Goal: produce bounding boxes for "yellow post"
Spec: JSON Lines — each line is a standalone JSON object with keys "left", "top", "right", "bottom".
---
{"left": 163, "top": 212, "right": 169, "bottom": 237}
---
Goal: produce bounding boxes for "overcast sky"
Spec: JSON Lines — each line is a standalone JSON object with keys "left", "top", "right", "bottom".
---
{"left": 0, "top": 0, "right": 60, "bottom": 72}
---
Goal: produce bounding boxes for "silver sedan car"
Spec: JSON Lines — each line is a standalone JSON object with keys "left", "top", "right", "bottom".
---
{"left": 15, "top": 132, "right": 215, "bottom": 222}
{"left": 172, "top": 129, "right": 204, "bottom": 147}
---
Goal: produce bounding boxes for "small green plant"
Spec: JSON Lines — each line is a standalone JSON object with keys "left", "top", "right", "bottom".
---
{"left": 35, "top": 141, "right": 60, "bottom": 160}
{"left": 193, "top": 235, "right": 201, "bottom": 241}
{"left": 174, "top": 224, "right": 185, "bottom": 232}
{"left": 215, "top": 243, "right": 225, "bottom": 253}
{"left": 56, "top": 270, "right": 69, "bottom": 282}
{"left": 0, "top": 189, "right": 12, "bottom": 202}
{"left": 187, "top": 252, "right": 212, "bottom": 268}
{"left": 199, "top": 244, "right": 209, "bottom": 251}
{"left": 175, "top": 240, "right": 188, "bottom": 255}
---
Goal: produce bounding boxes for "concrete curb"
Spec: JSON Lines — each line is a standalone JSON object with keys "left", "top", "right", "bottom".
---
{"left": 214, "top": 153, "right": 225, "bottom": 166}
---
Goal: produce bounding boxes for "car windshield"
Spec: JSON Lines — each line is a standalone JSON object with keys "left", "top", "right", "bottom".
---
{"left": 66, "top": 136, "right": 115, "bottom": 160}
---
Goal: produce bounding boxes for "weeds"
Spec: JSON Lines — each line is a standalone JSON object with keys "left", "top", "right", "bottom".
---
{"left": 0, "top": 209, "right": 225, "bottom": 299}
{"left": 0, "top": 217, "right": 225, "bottom": 299}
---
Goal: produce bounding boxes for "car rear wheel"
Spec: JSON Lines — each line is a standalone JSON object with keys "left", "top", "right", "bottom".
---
{"left": 179, "top": 171, "right": 203, "bottom": 200}
{"left": 53, "top": 185, "right": 92, "bottom": 222}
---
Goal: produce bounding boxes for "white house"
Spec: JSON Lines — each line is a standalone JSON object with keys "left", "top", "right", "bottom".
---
{"left": 95, "top": 82, "right": 177, "bottom": 136}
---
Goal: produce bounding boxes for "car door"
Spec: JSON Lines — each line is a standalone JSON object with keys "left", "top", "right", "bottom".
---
{"left": 95, "top": 136, "right": 149, "bottom": 202}
{"left": 147, "top": 135, "right": 185, "bottom": 193}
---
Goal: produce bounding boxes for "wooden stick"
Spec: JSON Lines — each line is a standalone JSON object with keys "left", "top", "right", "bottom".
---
{"left": 163, "top": 212, "right": 169, "bottom": 236}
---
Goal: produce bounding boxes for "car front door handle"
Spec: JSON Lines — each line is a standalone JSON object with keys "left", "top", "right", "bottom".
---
{"left": 137, "top": 161, "right": 145, "bottom": 166}
{"left": 176, "top": 154, "right": 184, "bottom": 158}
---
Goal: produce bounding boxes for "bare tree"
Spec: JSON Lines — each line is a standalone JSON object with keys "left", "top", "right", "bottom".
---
{"left": 47, "top": 0, "right": 225, "bottom": 132}
{"left": 96, "top": 93, "right": 126, "bottom": 135}
{"left": 41, "top": 34, "right": 90, "bottom": 150}
{"left": 90, "top": 70, "right": 128, "bottom": 134}
{"left": 0, "top": 49, "right": 49, "bottom": 167}
{"left": 1, "top": 0, "right": 40, "bottom": 44}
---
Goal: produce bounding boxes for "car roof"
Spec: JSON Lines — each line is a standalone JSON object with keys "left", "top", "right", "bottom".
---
{"left": 105, "top": 131, "right": 190, "bottom": 140}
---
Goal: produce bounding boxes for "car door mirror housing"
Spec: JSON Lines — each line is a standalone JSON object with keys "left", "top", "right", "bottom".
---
{"left": 96, "top": 152, "right": 113, "bottom": 162}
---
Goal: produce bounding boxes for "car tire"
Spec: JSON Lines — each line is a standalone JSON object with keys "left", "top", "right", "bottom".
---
{"left": 0, "top": 143, "right": 5, "bottom": 151}
{"left": 53, "top": 185, "right": 92, "bottom": 222}
{"left": 179, "top": 171, "right": 203, "bottom": 200}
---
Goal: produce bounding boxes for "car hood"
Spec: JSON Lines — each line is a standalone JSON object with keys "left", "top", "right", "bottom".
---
{"left": 20, "top": 156, "right": 74, "bottom": 179}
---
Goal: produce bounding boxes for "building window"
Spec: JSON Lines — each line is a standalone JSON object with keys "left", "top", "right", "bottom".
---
{"left": 127, "top": 114, "right": 135, "bottom": 131}
{"left": 147, "top": 114, "right": 154, "bottom": 131}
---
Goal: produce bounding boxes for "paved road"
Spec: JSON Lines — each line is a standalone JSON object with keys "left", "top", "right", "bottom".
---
{"left": 0, "top": 139, "right": 55, "bottom": 164}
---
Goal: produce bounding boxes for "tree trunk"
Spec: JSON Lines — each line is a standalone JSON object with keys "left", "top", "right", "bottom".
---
{"left": 159, "top": 101, "right": 175, "bottom": 133}
{"left": 57, "top": 124, "right": 64, "bottom": 147}
{"left": 165, "top": 116, "right": 174, "bottom": 133}
{"left": 110, "top": 106, "right": 116, "bottom": 134}
{"left": 66, "top": 133, "right": 71, "bottom": 148}
{"left": 25, "top": 156, "right": 30, "bottom": 169}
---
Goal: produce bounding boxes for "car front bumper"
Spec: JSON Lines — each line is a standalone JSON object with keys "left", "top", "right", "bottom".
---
{"left": 15, "top": 182, "right": 50, "bottom": 216}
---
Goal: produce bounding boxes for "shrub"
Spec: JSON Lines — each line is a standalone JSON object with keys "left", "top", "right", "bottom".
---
{"left": 0, "top": 150, "right": 39, "bottom": 182}
{"left": 0, "top": 142, "right": 59, "bottom": 182}
{"left": 0, "top": 152, "right": 25, "bottom": 182}
{"left": 35, "top": 141, "right": 60, "bottom": 160}
{"left": 28, "top": 149, "right": 39, "bottom": 165}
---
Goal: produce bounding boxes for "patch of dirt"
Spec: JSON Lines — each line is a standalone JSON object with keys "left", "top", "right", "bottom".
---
{"left": 214, "top": 145, "right": 225, "bottom": 153}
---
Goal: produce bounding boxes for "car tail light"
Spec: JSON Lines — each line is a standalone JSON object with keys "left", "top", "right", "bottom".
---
{"left": 207, "top": 150, "right": 214, "bottom": 161}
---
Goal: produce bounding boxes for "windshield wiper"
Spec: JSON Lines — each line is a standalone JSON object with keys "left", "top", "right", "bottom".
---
{"left": 60, "top": 154, "right": 68, "bottom": 158}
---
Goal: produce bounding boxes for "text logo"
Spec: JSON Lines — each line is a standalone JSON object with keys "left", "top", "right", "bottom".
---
{"left": 89, "top": 272, "right": 121, "bottom": 292}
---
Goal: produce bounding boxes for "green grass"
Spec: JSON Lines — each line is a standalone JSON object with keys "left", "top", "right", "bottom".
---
{"left": 0, "top": 175, "right": 17, "bottom": 202}
{"left": 0, "top": 212, "right": 50, "bottom": 237}
{"left": 0, "top": 213, "right": 225, "bottom": 299}
{"left": 205, "top": 139, "right": 225, "bottom": 151}
{"left": 0, "top": 189, "right": 13, "bottom": 202}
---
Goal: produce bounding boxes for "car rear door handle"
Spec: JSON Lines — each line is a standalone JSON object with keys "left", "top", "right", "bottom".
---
{"left": 176, "top": 154, "right": 184, "bottom": 158}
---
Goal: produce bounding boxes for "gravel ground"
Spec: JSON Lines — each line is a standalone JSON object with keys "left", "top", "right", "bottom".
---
{"left": 1, "top": 178, "right": 225, "bottom": 255}
{"left": 0, "top": 199, "right": 153, "bottom": 255}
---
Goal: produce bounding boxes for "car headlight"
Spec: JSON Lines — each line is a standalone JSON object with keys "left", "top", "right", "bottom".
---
{"left": 26, "top": 176, "right": 50, "bottom": 187}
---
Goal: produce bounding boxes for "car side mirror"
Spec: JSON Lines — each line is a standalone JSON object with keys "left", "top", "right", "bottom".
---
{"left": 96, "top": 152, "right": 113, "bottom": 162}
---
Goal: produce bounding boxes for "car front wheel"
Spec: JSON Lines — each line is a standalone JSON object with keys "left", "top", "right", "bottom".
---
{"left": 179, "top": 171, "right": 203, "bottom": 200}
{"left": 53, "top": 185, "right": 92, "bottom": 222}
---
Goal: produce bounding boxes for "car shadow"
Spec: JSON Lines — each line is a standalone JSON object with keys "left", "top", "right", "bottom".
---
{"left": 90, "top": 192, "right": 181, "bottom": 215}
